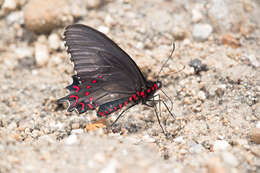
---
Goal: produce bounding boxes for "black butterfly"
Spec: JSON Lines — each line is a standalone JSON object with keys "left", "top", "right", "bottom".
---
{"left": 58, "top": 24, "right": 174, "bottom": 134}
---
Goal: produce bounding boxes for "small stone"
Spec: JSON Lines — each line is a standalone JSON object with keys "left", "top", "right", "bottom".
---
{"left": 18, "top": 120, "right": 34, "bottom": 131}
{"left": 71, "top": 129, "right": 84, "bottom": 135}
{"left": 2, "top": 0, "right": 17, "bottom": 13}
{"left": 71, "top": 122, "right": 80, "bottom": 129}
{"left": 250, "top": 128, "right": 260, "bottom": 144}
{"left": 213, "top": 140, "right": 230, "bottom": 151}
{"left": 247, "top": 54, "right": 259, "bottom": 68}
{"left": 192, "top": 24, "right": 213, "bottom": 41}
{"left": 192, "top": 9, "right": 203, "bottom": 23}
{"left": 86, "top": 0, "right": 103, "bottom": 9}
{"left": 172, "top": 27, "right": 186, "bottom": 40}
{"left": 15, "top": 47, "right": 33, "bottom": 59}
{"left": 198, "top": 91, "right": 207, "bottom": 101}
{"left": 97, "top": 26, "right": 109, "bottom": 34}
{"left": 94, "top": 152, "right": 106, "bottom": 163}
{"left": 64, "top": 134, "right": 78, "bottom": 145}
{"left": 6, "top": 11, "right": 24, "bottom": 25}
{"left": 221, "top": 152, "right": 239, "bottom": 167}
{"left": 99, "top": 159, "right": 118, "bottom": 173}
{"left": 256, "top": 121, "right": 260, "bottom": 129}
{"left": 35, "top": 42, "right": 50, "bottom": 66}
{"left": 189, "top": 144, "right": 204, "bottom": 154}
{"left": 174, "top": 136, "right": 184, "bottom": 144}
{"left": 48, "top": 33, "right": 61, "bottom": 50}
{"left": 24, "top": 0, "right": 73, "bottom": 33}
{"left": 221, "top": 34, "right": 241, "bottom": 48}
{"left": 207, "top": 157, "right": 227, "bottom": 173}
{"left": 142, "top": 134, "right": 155, "bottom": 143}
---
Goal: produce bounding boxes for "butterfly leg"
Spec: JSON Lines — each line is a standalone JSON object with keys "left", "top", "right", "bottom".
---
{"left": 109, "top": 103, "right": 138, "bottom": 131}
{"left": 153, "top": 96, "right": 169, "bottom": 137}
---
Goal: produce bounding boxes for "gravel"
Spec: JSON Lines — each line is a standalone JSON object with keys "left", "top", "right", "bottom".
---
{"left": 0, "top": 0, "right": 260, "bottom": 173}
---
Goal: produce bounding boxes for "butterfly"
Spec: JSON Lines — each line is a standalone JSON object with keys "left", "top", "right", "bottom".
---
{"left": 58, "top": 24, "right": 175, "bottom": 134}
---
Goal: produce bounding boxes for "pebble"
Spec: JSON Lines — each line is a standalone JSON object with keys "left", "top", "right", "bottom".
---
{"left": 207, "top": 157, "right": 227, "bottom": 173}
{"left": 221, "top": 152, "right": 239, "bottom": 167}
{"left": 86, "top": 0, "right": 103, "bottom": 9}
{"left": 221, "top": 34, "right": 241, "bottom": 48}
{"left": 15, "top": 46, "right": 33, "bottom": 59}
{"left": 6, "top": 11, "right": 23, "bottom": 25}
{"left": 213, "top": 140, "right": 231, "bottom": 151}
{"left": 250, "top": 128, "right": 260, "bottom": 144}
{"left": 34, "top": 42, "right": 50, "bottom": 66}
{"left": 256, "top": 121, "right": 260, "bottom": 129}
{"left": 24, "top": 0, "right": 73, "bottom": 33}
{"left": 172, "top": 27, "right": 186, "bottom": 40}
{"left": 174, "top": 136, "right": 185, "bottom": 144}
{"left": 97, "top": 26, "right": 109, "bottom": 34}
{"left": 192, "top": 24, "right": 213, "bottom": 41}
{"left": 99, "top": 159, "right": 118, "bottom": 173}
{"left": 48, "top": 33, "right": 61, "bottom": 50}
{"left": 64, "top": 134, "right": 78, "bottom": 145}
{"left": 192, "top": 9, "right": 203, "bottom": 23}
{"left": 198, "top": 91, "right": 206, "bottom": 101}
{"left": 142, "top": 134, "right": 155, "bottom": 143}
{"left": 2, "top": 0, "right": 17, "bottom": 14}
{"left": 71, "top": 129, "right": 84, "bottom": 135}
{"left": 247, "top": 54, "right": 259, "bottom": 68}
{"left": 209, "top": 85, "right": 226, "bottom": 97}
{"left": 189, "top": 144, "right": 204, "bottom": 154}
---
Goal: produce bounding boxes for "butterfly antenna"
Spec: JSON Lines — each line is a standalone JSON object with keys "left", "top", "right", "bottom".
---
{"left": 156, "top": 42, "right": 175, "bottom": 81}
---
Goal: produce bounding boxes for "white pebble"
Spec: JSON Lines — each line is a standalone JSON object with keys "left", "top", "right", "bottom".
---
{"left": 142, "top": 134, "right": 155, "bottom": 143}
{"left": 174, "top": 136, "right": 185, "bottom": 144}
{"left": 2, "top": 0, "right": 17, "bottom": 12}
{"left": 99, "top": 159, "right": 118, "bottom": 173}
{"left": 48, "top": 33, "right": 61, "bottom": 50}
{"left": 71, "top": 129, "right": 84, "bottom": 135}
{"left": 213, "top": 140, "right": 230, "bottom": 151}
{"left": 192, "top": 9, "right": 203, "bottom": 23}
{"left": 98, "top": 26, "right": 109, "bottom": 34}
{"left": 64, "top": 134, "right": 78, "bottom": 145}
{"left": 192, "top": 24, "right": 213, "bottom": 41}
{"left": 221, "top": 152, "right": 239, "bottom": 167}
{"left": 35, "top": 42, "right": 50, "bottom": 66}
{"left": 198, "top": 91, "right": 207, "bottom": 101}
{"left": 256, "top": 121, "right": 260, "bottom": 128}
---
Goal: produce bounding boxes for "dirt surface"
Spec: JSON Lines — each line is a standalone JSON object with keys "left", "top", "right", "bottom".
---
{"left": 0, "top": 0, "right": 260, "bottom": 172}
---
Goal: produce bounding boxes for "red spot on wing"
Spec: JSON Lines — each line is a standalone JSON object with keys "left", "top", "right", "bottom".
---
{"left": 151, "top": 86, "right": 154, "bottom": 90}
{"left": 105, "top": 111, "right": 108, "bottom": 114}
{"left": 141, "top": 91, "right": 144, "bottom": 96}
{"left": 114, "top": 106, "right": 117, "bottom": 111}
{"left": 98, "top": 75, "right": 102, "bottom": 78}
{"left": 79, "top": 102, "right": 84, "bottom": 111}
{"left": 69, "top": 95, "right": 79, "bottom": 106}
{"left": 85, "top": 92, "right": 90, "bottom": 96}
{"left": 129, "top": 97, "right": 132, "bottom": 102}
{"left": 119, "top": 104, "right": 122, "bottom": 109}
{"left": 86, "top": 85, "right": 91, "bottom": 89}
{"left": 109, "top": 108, "right": 112, "bottom": 112}
{"left": 154, "top": 83, "right": 158, "bottom": 89}
{"left": 137, "top": 91, "right": 140, "bottom": 96}
{"left": 124, "top": 101, "right": 128, "bottom": 106}
{"left": 132, "top": 94, "right": 136, "bottom": 100}
{"left": 147, "top": 89, "right": 151, "bottom": 93}
{"left": 73, "top": 86, "right": 80, "bottom": 92}
{"left": 88, "top": 103, "right": 94, "bottom": 109}
{"left": 89, "top": 97, "right": 93, "bottom": 102}
{"left": 92, "top": 80, "right": 97, "bottom": 83}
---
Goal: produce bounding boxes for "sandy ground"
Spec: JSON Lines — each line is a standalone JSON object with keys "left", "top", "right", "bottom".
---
{"left": 0, "top": 0, "right": 260, "bottom": 172}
